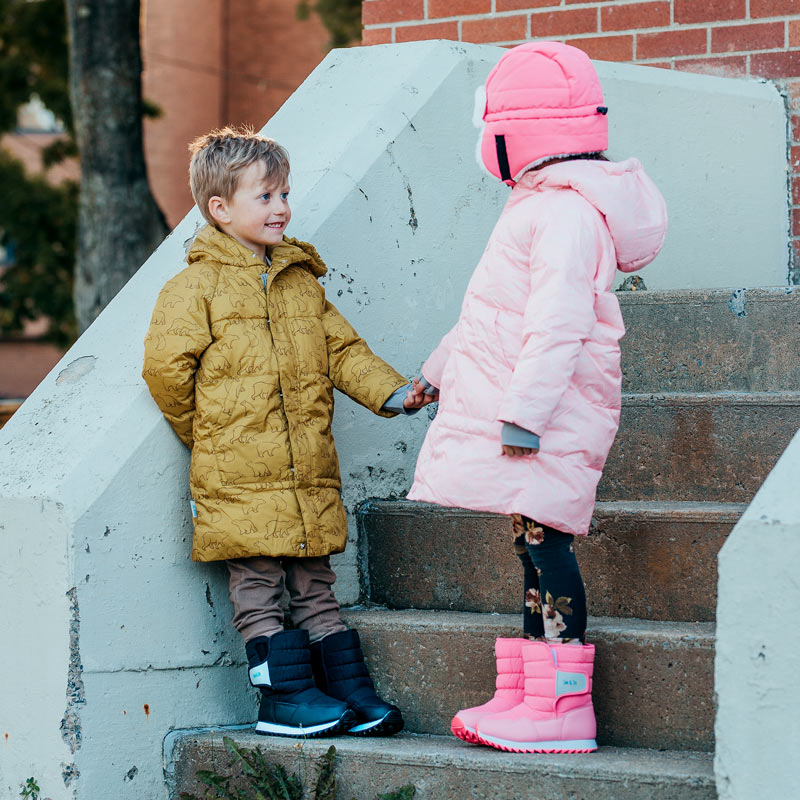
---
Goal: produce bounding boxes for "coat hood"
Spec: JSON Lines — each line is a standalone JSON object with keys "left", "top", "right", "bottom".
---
{"left": 187, "top": 224, "right": 328, "bottom": 277}
{"left": 518, "top": 158, "right": 667, "bottom": 273}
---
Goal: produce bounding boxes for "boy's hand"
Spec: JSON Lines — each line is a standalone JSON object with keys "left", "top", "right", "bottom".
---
{"left": 404, "top": 387, "right": 437, "bottom": 410}
{"left": 403, "top": 376, "right": 438, "bottom": 410}
{"left": 502, "top": 444, "right": 538, "bottom": 457}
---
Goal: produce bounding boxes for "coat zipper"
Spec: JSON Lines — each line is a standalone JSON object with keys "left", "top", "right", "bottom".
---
{"left": 261, "top": 270, "right": 299, "bottom": 505}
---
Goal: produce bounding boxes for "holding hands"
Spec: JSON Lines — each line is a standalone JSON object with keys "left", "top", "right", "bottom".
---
{"left": 403, "top": 376, "right": 439, "bottom": 410}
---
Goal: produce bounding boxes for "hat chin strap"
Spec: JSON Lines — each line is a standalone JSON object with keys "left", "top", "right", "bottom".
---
{"left": 495, "top": 135, "right": 513, "bottom": 183}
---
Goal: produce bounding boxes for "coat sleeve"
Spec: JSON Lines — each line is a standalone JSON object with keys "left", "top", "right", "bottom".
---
{"left": 321, "top": 299, "right": 408, "bottom": 417}
{"left": 420, "top": 321, "right": 459, "bottom": 389}
{"left": 497, "top": 200, "right": 599, "bottom": 436}
{"left": 142, "top": 269, "right": 213, "bottom": 447}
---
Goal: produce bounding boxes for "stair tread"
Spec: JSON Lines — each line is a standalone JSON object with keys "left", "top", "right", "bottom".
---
{"left": 621, "top": 391, "right": 800, "bottom": 401}
{"left": 344, "top": 607, "right": 715, "bottom": 642}
{"left": 368, "top": 497, "right": 747, "bottom": 519}
{"left": 173, "top": 728, "right": 715, "bottom": 783}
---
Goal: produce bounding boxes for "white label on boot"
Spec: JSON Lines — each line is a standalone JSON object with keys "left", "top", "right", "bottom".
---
{"left": 249, "top": 662, "right": 272, "bottom": 687}
{"left": 556, "top": 670, "right": 586, "bottom": 697}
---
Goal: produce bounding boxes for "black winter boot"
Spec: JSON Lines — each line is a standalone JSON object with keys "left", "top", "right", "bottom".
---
{"left": 311, "top": 629, "right": 404, "bottom": 736}
{"left": 246, "top": 629, "right": 355, "bottom": 737}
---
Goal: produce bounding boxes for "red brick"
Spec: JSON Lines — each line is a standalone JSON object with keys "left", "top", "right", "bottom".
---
{"left": 462, "top": 14, "right": 528, "bottom": 43}
{"left": 428, "top": 0, "right": 490, "bottom": 17}
{"left": 785, "top": 80, "right": 800, "bottom": 112}
{"left": 362, "top": 27, "right": 393, "bottom": 45}
{"left": 792, "top": 206, "right": 800, "bottom": 237}
{"left": 396, "top": 20, "right": 459, "bottom": 42}
{"left": 566, "top": 34, "right": 634, "bottom": 62}
{"left": 793, "top": 175, "right": 800, "bottom": 206}
{"left": 362, "top": 0, "right": 424, "bottom": 26}
{"left": 566, "top": 0, "right": 614, "bottom": 3}
{"left": 790, "top": 20, "right": 800, "bottom": 47}
{"left": 530, "top": 8, "right": 598, "bottom": 38}
{"left": 673, "top": 55, "right": 748, "bottom": 78}
{"left": 641, "top": 61, "right": 674, "bottom": 69}
{"left": 751, "top": 0, "right": 800, "bottom": 19}
{"left": 791, "top": 145, "right": 800, "bottom": 170}
{"left": 637, "top": 27, "right": 708, "bottom": 59}
{"left": 601, "top": 2, "right": 670, "bottom": 32}
{"left": 674, "top": 0, "right": 746, "bottom": 24}
{"left": 792, "top": 238, "right": 800, "bottom": 263}
{"left": 711, "top": 22, "right": 785, "bottom": 53}
{"left": 751, "top": 50, "right": 800, "bottom": 79}
{"left": 792, "top": 113, "right": 800, "bottom": 143}
{"left": 498, "top": 0, "right": 554, "bottom": 10}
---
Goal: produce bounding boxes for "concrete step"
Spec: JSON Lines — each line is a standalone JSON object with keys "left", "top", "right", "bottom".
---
{"left": 619, "top": 286, "right": 800, "bottom": 392}
{"left": 340, "top": 609, "right": 715, "bottom": 753}
{"left": 167, "top": 730, "right": 716, "bottom": 800}
{"left": 600, "top": 391, "right": 800, "bottom": 501}
{"left": 360, "top": 499, "right": 743, "bottom": 622}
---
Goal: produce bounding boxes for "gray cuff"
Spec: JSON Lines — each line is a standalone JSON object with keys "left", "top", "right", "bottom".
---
{"left": 418, "top": 376, "right": 439, "bottom": 396}
{"left": 381, "top": 384, "right": 419, "bottom": 415}
{"left": 501, "top": 422, "right": 540, "bottom": 449}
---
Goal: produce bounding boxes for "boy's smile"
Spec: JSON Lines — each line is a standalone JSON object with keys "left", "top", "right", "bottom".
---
{"left": 211, "top": 161, "right": 291, "bottom": 258}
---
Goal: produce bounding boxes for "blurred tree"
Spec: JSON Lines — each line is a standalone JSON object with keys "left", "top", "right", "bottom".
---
{"left": 297, "top": 0, "right": 361, "bottom": 48}
{"left": 65, "top": 0, "right": 168, "bottom": 331}
{"left": 0, "top": 0, "right": 77, "bottom": 344}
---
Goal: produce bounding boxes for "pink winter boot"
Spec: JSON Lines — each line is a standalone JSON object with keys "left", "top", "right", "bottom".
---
{"left": 475, "top": 640, "right": 598, "bottom": 753}
{"left": 450, "top": 637, "right": 527, "bottom": 744}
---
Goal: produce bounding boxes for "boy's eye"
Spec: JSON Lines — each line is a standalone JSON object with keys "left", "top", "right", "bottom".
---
{"left": 281, "top": 192, "right": 289, "bottom": 200}
{"left": 261, "top": 193, "right": 270, "bottom": 201}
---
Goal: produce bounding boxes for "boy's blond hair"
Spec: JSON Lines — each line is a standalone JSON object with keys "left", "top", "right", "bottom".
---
{"left": 189, "top": 126, "right": 290, "bottom": 225}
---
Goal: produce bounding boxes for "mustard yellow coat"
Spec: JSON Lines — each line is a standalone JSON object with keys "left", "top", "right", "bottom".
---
{"left": 143, "top": 225, "right": 407, "bottom": 561}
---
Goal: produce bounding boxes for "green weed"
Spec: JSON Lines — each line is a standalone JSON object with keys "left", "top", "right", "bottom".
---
{"left": 179, "top": 737, "right": 414, "bottom": 800}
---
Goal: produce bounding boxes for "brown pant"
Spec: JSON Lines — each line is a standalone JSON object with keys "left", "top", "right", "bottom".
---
{"left": 226, "top": 555, "right": 347, "bottom": 644}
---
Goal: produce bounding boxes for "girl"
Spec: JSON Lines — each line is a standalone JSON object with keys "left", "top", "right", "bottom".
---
{"left": 407, "top": 42, "right": 667, "bottom": 753}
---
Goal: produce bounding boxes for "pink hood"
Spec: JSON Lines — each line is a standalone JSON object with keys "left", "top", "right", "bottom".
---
{"left": 519, "top": 157, "right": 667, "bottom": 273}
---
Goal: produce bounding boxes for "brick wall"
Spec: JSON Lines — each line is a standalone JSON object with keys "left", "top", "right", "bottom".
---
{"left": 362, "top": 0, "right": 800, "bottom": 282}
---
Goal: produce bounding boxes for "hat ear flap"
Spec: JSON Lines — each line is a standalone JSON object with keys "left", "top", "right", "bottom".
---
{"left": 472, "top": 84, "right": 487, "bottom": 129}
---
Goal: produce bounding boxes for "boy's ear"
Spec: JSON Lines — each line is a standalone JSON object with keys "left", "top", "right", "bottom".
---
{"left": 207, "top": 196, "right": 231, "bottom": 226}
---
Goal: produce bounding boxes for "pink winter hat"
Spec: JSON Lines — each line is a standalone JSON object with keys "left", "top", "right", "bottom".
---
{"left": 480, "top": 42, "right": 608, "bottom": 185}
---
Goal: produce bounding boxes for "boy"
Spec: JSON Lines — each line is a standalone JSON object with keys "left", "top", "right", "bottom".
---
{"left": 143, "top": 127, "right": 430, "bottom": 738}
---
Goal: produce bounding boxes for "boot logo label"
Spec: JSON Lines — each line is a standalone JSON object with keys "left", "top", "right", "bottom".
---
{"left": 556, "top": 670, "right": 586, "bottom": 697}
{"left": 249, "top": 663, "right": 272, "bottom": 687}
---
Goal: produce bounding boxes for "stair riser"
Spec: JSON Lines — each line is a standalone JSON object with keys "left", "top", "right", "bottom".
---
{"left": 342, "top": 611, "right": 714, "bottom": 752}
{"left": 171, "top": 734, "right": 716, "bottom": 800}
{"left": 619, "top": 288, "right": 800, "bottom": 393}
{"left": 362, "top": 503, "right": 739, "bottom": 621}
{"left": 601, "top": 396, "right": 800, "bottom": 501}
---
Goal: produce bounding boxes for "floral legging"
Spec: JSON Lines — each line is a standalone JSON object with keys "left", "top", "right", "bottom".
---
{"left": 512, "top": 515, "right": 587, "bottom": 643}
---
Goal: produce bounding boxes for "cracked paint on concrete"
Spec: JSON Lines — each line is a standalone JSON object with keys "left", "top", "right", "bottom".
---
{"left": 61, "top": 588, "right": 85, "bottom": 758}
{"left": 56, "top": 356, "right": 96, "bottom": 386}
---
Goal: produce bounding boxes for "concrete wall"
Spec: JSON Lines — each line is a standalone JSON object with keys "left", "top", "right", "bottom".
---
{"left": 0, "top": 40, "right": 791, "bottom": 799}
{"left": 715, "top": 429, "right": 800, "bottom": 799}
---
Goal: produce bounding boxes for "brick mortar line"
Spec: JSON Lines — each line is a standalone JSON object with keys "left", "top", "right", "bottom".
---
{"left": 373, "top": 16, "right": 800, "bottom": 31}
{"left": 367, "top": 20, "right": 798, "bottom": 38}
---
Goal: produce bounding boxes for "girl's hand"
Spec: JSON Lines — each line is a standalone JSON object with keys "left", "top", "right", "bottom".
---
{"left": 403, "top": 390, "right": 436, "bottom": 410}
{"left": 404, "top": 376, "right": 438, "bottom": 410}
{"left": 502, "top": 444, "right": 538, "bottom": 457}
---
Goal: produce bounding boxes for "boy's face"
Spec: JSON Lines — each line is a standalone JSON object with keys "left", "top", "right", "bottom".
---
{"left": 210, "top": 161, "right": 291, "bottom": 258}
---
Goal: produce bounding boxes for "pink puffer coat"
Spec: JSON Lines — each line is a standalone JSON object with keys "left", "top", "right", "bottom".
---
{"left": 407, "top": 158, "right": 667, "bottom": 534}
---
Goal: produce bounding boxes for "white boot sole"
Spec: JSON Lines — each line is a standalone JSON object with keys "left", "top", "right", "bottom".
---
{"left": 255, "top": 717, "right": 345, "bottom": 737}
{"left": 478, "top": 733, "right": 597, "bottom": 753}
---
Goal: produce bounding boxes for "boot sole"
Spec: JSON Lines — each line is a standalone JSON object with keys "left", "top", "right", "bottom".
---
{"left": 477, "top": 732, "right": 597, "bottom": 753}
{"left": 347, "top": 709, "right": 404, "bottom": 737}
{"left": 255, "top": 709, "right": 356, "bottom": 739}
{"left": 451, "top": 718, "right": 481, "bottom": 744}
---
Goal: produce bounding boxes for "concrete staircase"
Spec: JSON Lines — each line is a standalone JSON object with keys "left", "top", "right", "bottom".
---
{"left": 167, "top": 288, "right": 799, "bottom": 799}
